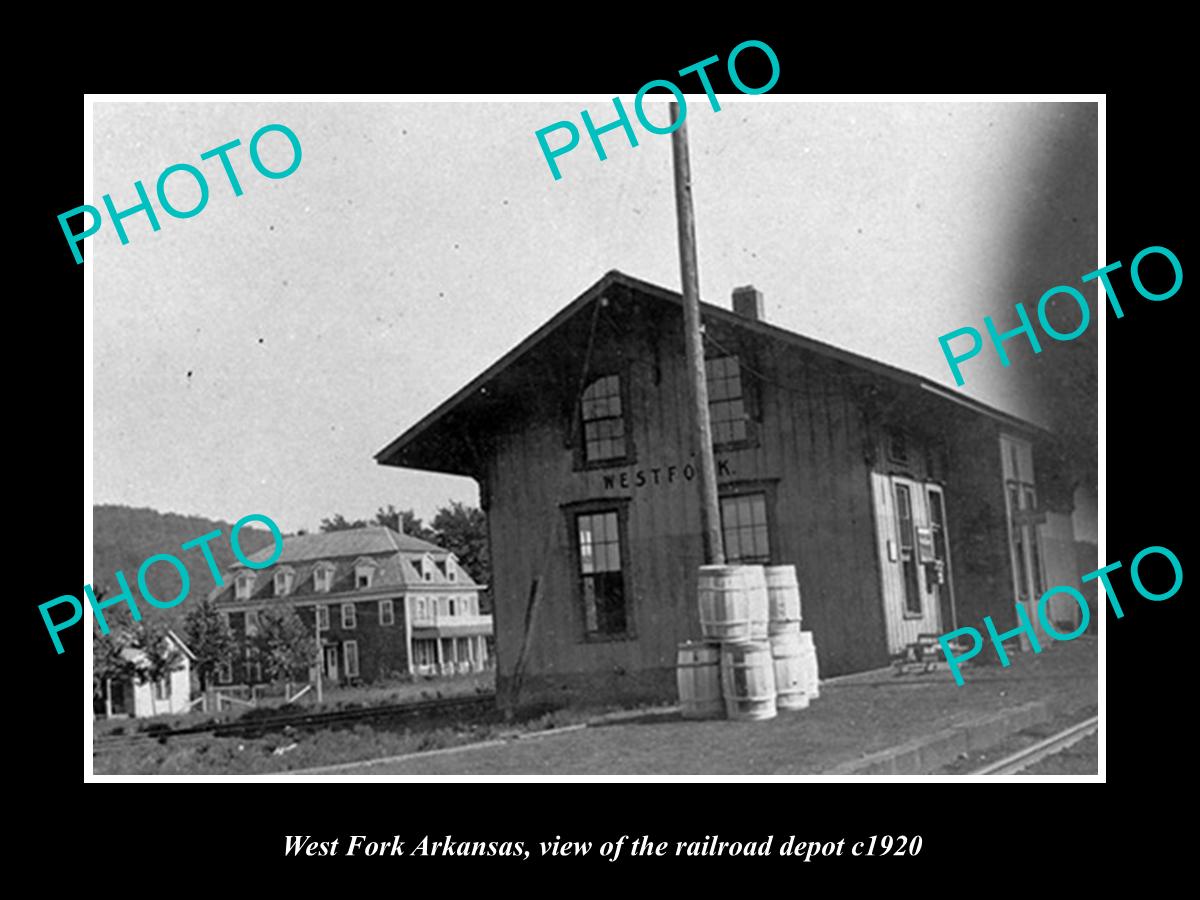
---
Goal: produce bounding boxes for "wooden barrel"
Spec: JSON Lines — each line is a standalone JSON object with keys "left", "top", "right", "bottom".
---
{"left": 770, "top": 630, "right": 810, "bottom": 710}
{"left": 676, "top": 641, "right": 723, "bottom": 720}
{"left": 798, "top": 631, "right": 820, "bottom": 699}
{"left": 720, "top": 640, "right": 776, "bottom": 721}
{"left": 765, "top": 565, "right": 802, "bottom": 633}
{"left": 743, "top": 565, "right": 770, "bottom": 639}
{"left": 698, "top": 565, "right": 754, "bottom": 642}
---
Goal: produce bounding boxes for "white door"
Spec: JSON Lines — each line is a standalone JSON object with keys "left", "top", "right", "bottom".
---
{"left": 324, "top": 645, "right": 338, "bottom": 680}
{"left": 871, "top": 473, "right": 946, "bottom": 654}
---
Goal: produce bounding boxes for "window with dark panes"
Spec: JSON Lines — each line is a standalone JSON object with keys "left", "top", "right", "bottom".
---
{"left": 575, "top": 510, "right": 628, "bottom": 636}
{"left": 894, "top": 483, "right": 922, "bottom": 615}
{"left": 343, "top": 640, "right": 360, "bottom": 678}
{"left": 1009, "top": 485, "right": 1029, "bottom": 602}
{"left": 580, "top": 375, "right": 626, "bottom": 462}
{"left": 706, "top": 356, "right": 748, "bottom": 445}
{"left": 1023, "top": 487, "right": 1045, "bottom": 596}
{"left": 719, "top": 493, "right": 770, "bottom": 563}
{"left": 927, "top": 487, "right": 949, "bottom": 597}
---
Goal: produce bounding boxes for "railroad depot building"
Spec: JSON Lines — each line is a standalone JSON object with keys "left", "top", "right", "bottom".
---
{"left": 210, "top": 527, "right": 493, "bottom": 685}
{"left": 376, "top": 271, "right": 1086, "bottom": 707}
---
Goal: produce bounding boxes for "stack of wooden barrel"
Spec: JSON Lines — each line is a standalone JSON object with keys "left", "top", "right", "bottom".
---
{"left": 677, "top": 564, "right": 820, "bottom": 721}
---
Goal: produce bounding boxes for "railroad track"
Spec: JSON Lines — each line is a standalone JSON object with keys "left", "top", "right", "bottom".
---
{"left": 972, "top": 715, "right": 1098, "bottom": 775}
{"left": 93, "top": 692, "right": 497, "bottom": 751}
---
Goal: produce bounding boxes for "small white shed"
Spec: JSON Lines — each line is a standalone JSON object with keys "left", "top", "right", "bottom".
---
{"left": 99, "top": 630, "right": 197, "bottom": 719}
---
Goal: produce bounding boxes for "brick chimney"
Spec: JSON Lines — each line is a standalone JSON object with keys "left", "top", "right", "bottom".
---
{"left": 732, "top": 285, "right": 764, "bottom": 321}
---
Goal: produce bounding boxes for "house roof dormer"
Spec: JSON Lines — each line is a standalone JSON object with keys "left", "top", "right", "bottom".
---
{"left": 235, "top": 570, "right": 257, "bottom": 601}
{"left": 211, "top": 527, "right": 482, "bottom": 607}
{"left": 273, "top": 565, "right": 296, "bottom": 597}
{"left": 312, "top": 560, "right": 335, "bottom": 593}
{"left": 354, "top": 556, "right": 379, "bottom": 590}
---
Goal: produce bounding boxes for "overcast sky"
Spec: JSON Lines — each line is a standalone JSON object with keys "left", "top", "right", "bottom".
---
{"left": 91, "top": 99, "right": 1098, "bottom": 539}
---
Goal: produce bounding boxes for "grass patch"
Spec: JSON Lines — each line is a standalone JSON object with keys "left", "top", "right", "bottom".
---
{"left": 92, "top": 671, "right": 496, "bottom": 739}
{"left": 92, "top": 695, "right": 667, "bottom": 775}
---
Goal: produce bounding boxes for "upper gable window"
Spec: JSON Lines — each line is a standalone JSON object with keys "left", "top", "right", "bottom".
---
{"left": 235, "top": 572, "right": 255, "bottom": 601}
{"left": 355, "top": 562, "right": 375, "bottom": 589}
{"left": 445, "top": 555, "right": 458, "bottom": 582}
{"left": 274, "top": 568, "right": 295, "bottom": 597}
{"left": 313, "top": 563, "right": 334, "bottom": 593}
{"left": 706, "top": 356, "right": 749, "bottom": 445}
{"left": 581, "top": 375, "right": 627, "bottom": 462}
{"left": 421, "top": 555, "right": 435, "bottom": 582}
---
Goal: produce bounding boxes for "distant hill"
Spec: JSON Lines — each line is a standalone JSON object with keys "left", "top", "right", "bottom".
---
{"left": 92, "top": 505, "right": 276, "bottom": 633}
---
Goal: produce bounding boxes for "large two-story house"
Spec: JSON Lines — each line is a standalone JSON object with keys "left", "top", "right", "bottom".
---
{"left": 210, "top": 526, "right": 493, "bottom": 685}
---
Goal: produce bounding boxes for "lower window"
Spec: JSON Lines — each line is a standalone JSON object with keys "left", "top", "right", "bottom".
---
{"left": 719, "top": 492, "right": 770, "bottom": 563}
{"left": 894, "top": 483, "right": 922, "bottom": 616}
{"left": 574, "top": 509, "right": 629, "bottom": 638}
{"left": 343, "top": 640, "right": 360, "bottom": 678}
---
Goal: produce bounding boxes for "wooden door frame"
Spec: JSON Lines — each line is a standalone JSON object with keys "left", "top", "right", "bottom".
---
{"left": 925, "top": 483, "right": 959, "bottom": 634}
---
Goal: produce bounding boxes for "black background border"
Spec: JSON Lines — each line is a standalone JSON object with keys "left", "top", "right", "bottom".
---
{"left": 21, "top": 25, "right": 1189, "bottom": 882}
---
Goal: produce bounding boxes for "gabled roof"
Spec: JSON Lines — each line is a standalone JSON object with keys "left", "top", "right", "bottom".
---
{"left": 118, "top": 629, "right": 196, "bottom": 665}
{"left": 239, "top": 526, "right": 443, "bottom": 566}
{"left": 375, "top": 269, "right": 1044, "bottom": 474}
{"left": 212, "top": 527, "right": 481, "bottom": 606}
{"left": 168, "top": 629, "right": 197, "bottom": 661}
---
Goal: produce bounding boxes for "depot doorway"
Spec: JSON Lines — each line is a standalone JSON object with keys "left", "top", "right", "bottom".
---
{"left": 871, "top": 473, "right": 958, "bottom": 655}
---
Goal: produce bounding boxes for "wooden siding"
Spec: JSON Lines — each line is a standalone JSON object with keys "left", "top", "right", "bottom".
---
{"left": 486, "top": 297, "right": 893, "bottom": 704}
{"left": 942, "top": 419, "right": 1019, "bottom": 636}
{"left": 415, "top": 286, "right": 1083, "bottom": 707}
{"left": 1041, "top": 510, "right": 1083, "bottom": 633}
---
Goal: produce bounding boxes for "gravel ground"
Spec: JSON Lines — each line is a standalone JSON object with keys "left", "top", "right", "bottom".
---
{"left": 934, "top": 704, "right": 1098, "bottom": 775}
{"left": 330, "top": 637, "right": 1098, "bottom": 775}
{"left": 1017, "top": 732, "right": 1098, "bottom": 775}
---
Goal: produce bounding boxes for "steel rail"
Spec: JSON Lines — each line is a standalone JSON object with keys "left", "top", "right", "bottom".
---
{"left": 972, "top": 715, "right": 1098, "bottom": 775}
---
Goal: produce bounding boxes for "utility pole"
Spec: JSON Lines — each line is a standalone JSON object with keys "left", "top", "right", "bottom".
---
{"left": 670, "top": 102, "right": 724, "bottom": 565}
{"left": 314, "top": 608, "right": 323, "bottom": 703}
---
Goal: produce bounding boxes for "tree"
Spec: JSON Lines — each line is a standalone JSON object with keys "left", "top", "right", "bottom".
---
{"left": 253, "top": 600, "right": 317, "bottom": 683}
{"left": 124, "top": 620, "right": 185, "bottom": 686}
{"left": 318, "top": 505, "right": 437, "bottom": 542}
{"left": 93, "top": 626, "right": 134, "bottom": 706}
{"left": 319, "top": 512, "right": 368, "bottom": 532}
{"left": 184, "top": 598, "right": 237, "bottom": 691}
{"left": 431, "top": 501, "right": 491, "bottom": 587}
{"left": 373, "top": 504, "right": 437, "bottom": 542}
